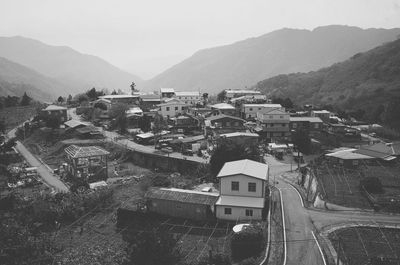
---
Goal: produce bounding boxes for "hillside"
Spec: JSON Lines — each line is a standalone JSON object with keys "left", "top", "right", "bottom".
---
{"left": 144, "top": 25, "right": 400, "bottom": 93}
{"left": 0, "top": 57, "right": 63, "bottom": 101}
{"left": 255, "top": 38, "right": 400, "bottom": 119}
{"left": 0, "top": 36, "right": 143, "bottom": 95}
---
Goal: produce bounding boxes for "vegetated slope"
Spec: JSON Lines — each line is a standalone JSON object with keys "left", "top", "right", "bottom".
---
{"left": 255, "top": 38, "right": 400, "bottom": 114}
{"left": 0, "top": 36, "right": 143, "bottom": 95}
{"left": 0, "top": 57, "right": 62, "bottom": 101}
{"left": 145, "top": 25, "right": 400, "bottom": 93}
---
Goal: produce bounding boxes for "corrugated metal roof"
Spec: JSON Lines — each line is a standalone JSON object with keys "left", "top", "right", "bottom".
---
{"left": 243, "top": 104, "right": 282, "bottom": 108}
{"left": 43, "top": 105, "right": 67, "bottom": 111}
{"left": 211, "top": 103, "right": 235, "bottom": 110}
{"left": 217, "top": 159, "right": 268, "bottom": 180}
{"left": 220, "top": 132, "right": 259, "bottom": 138}
{"left": 206, "top": 114, "right": 244, "bottom": 122}
{"left": 64, "top": 120, "right": 87, "bottom": 128}
{"left": 145, "top": 187, "right": 219, "bottom": 205}
{"left": 290, "top": 117, "right": 323, "bottom": 123}
{"left": 160, "top": 88, "right": 175, "bottom": 93}
{"left": 326, "top": 149, "right": 373, "bottom": 160}
{"left": 216, "top": 195, "right": 264, "bottom": 208}
{"left": 99, "top": 94, "right": 139, "bottom": 99}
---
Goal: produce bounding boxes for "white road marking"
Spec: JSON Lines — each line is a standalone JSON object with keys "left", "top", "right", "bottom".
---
{"left": 288, "top": 183, "right": 305, "bottom": 207}
{"left": 312, "top": 231, "right": 327, "bottom": 265}
{"left": 279, "top": 188, "right": 287, "bottom": 265}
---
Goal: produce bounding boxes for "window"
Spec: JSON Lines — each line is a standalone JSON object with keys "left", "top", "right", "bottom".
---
{"left": 258, "top": 108, "right": 262, "bottom": 110}
{"left": 249, "top": 108, "right": 253, "bottom": 111}
{"left": 226, "top": 122, "right": 231, "bottom": 127}
{"left": 245, "top": 209, "right": 253, "bottom": 216}
{"left": 314, "top": 123, "right": 319, "bottom": 129}
{"left": 181, "top": 106, "right": 185, "bottom": 110}
{"left": 280, "top": 116, "right": 283, "bottom": 119}
{"left": 166, "top": 107, "right": 170, "bottom": 111}
{"left": 231, "top": 181, "right": 239, "bottom": 191}
{"left": 293, "top": 123, "right": 297, "bottom": 128}
{"left": 225, "top": 208, "right": 232, "bottom": 215}
{"left": 175, "top": 106, "right": 178, "bottom": 111}
{"left": 269, "top": 115, "right": 273, "bottom": 119}
{"left": 353, "top": 160, "right": 359, "bottom": 166}
{"left": 234, "top": 122, "right": 239, "bottom": 126}
{"left": 248, "top": 182, "right": 256, "bottom": 192}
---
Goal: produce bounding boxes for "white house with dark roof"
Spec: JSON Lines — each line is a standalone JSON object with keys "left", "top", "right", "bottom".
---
{"left": 215, "top": 159, "right": 269, "bottom": 221}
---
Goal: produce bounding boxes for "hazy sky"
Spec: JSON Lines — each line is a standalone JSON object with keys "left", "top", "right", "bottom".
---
{"left": 1, "top": 0, "right": 400, "bottom": 79}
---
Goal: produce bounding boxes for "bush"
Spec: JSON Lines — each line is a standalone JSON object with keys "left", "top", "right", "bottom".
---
{"left": 230, "top": 224, "right": 264, "bottom": 261}
{"left": 152, "top": 174, "right": 171, "bottom": 187}
{"left": 360, "top": 177, "right": 383, "bottom": 194}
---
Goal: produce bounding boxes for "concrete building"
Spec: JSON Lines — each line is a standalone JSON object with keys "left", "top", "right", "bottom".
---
{"left": 289, "top": 117, "right": 323, "bottom": 137}
{"left": 157, "top": 98, "right": 188, "bottom": 118}
{"left": 219, "top": 132, "right": 259, "bottom": 146}
{"left": 215, "top": 159, "right": 269, "bottom": 221}
{"left": 255, "top": 109, "right": 291, "bottom": 141}
{"left": 145, "top": 187, "right": 219, "bottom": 221}
{"left": 98, "top": 94, "right": 139, "bottom": 105}
{"left": 205, "top": 114, "right": 246, "bottom": 134}
{"left": 241, "top": 103, "right": 284, "bottom": 120}
{"left": 175, "top": 91, "right": 201, "bottom": 105}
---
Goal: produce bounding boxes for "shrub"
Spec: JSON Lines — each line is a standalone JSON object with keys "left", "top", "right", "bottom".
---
{"left": 152, "top": 174, "right": 171, "bottom": 187}
{"left": 230, "top": 224, "right": 264, "bottom": 261}
{"left": 360, "top": 177, "right": 383, "bottom": 194}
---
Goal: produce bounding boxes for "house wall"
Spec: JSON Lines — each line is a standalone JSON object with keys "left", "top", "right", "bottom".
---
{"left": 242, "top": 105, "right": 285, "bottom": 120}
{"left": 158, "top": 104, "right": 187, "bottom": 117}
{"left": 41, "top": 109, "right": 68, "bottom": 123}
{"left": 147, "top": 198, "right": 214, "bottom": 221}
{"left": 215, "top": 205, "right": 263, "bottom": 221}
{"left": 220, "top": 174, "right": 265, "bottom": 197}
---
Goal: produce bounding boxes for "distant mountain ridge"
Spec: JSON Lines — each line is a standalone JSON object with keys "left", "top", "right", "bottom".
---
{"left": 144, "top": 25, "right": 400, "bottom": 93}
{"left": 0, "top": 56, "right": 61, "bottom": 101}
{"left": 0, "top": 36, "right": 143, "bottom": 97}
{"left": 255, "top": 38, "right": 400, "bottom": 118}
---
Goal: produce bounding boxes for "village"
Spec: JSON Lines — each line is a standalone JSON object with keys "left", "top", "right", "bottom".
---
{"left": 1, "top": 86, "right": 400, "bottom": 265}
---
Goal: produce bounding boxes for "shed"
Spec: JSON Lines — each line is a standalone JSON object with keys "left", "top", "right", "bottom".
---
{"left": 145, "top": 187, "right": 219, "bottom": 221}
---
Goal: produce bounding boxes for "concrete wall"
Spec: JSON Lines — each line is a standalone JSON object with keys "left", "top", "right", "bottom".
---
{"left": 215, "top": 205, "right": 262, "bottom": 221}
{"left": 220, "top": 174, "right": 265, "bottom": 197}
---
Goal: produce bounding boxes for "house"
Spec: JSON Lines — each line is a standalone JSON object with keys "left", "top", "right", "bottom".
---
{"left": 255, "top": 109, "right": 290, "bottom": 141}
{"left": 311, "top": 110, "right": 330, "bottom": 122}
{"left": 145, "top": 187, "right": 219, "bottom": 221}
{"left": 215, "top": 159, "right": 269, "bottom": 221}
{"left": 157, "top": 98, "right": 188, "bottom": 118}
{"left": 98, "top": 94, "right": 139, "bottom": 105}
{"left": 160, "top": 88, "right": 175, "bottom": 98}
{"left": 187, "top": 107, "right": 212, "bottom": 117}
{"left": 65, "top": 145, "right": 109, "bottom": 182}
{"left": 219, "top": 132, "right": 259, "bottom": 146}
{"left": 139, "top": 94, "right": 161, "bottom": 111}
{"left": 230, "top": 94, "right": 268, "bottom": 104}
{"left": 241, "top": 103, "right": 284, "bottom": 120}
{"left": 91, "top": 98, "right": 112, "bottom": 118}
{"left": 210, "top": 103, "right": 237, "bottom": 116}
{"left": 325, "top": 148, "right": 375, "bottom": 168}
{"left": 126, "top": 107, "right": 143, "bottom": 118}
{"left": 354, "top": 142, "right": 399, "bottom": 161}
{"left": 225, "top": 89, "right": 262, "bottom": 101}
{"left": 134, "top": 132, "right": 155, "bottom": 145}
{"left": 175, "top": 91, "right": 201, "bottom": 105}
{"left": 40, "top": 105, "right": 68, "bottom": 123}
{"left": 169, "top": 114, "right": 201, "bottom": 133}
{"left": 205, "top": 114, "right": 246, "bottom": 134}
{"left": 289, "top": 117, "right": 323, "bottom": 137}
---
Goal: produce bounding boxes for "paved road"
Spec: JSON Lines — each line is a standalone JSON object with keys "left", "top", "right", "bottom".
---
{"left": 266, "top": 155, "right": 400, "bottom": 265}
{"left": 68, "top": 108, "right": 208, "bottom": 164}
{"left": 7, "top": 127, "right": 69, "bottom": 192}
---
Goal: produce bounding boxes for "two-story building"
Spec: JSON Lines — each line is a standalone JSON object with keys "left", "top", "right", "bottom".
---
{"left": 205, "top": 114, "right": 246, "bottom": 135}
{"left": 255, "top": 109, "right": 290, "bottom": 142}
{"left": 41, "top": 105, "right": 68, "bottom": 123}
{"left": 215, "top": 159, "right": 269, "bottom": 221}
{"left": 169, "top": 114, "right": 201, "bottom": 133}
{"left": 241, "top": 103, "right": 284, "bottom": 120}
{"left": 157, "top": 98, "right": 188, "bottom": 118}
{"left": 175, "top": 91, "right": 201, "bottom": 105}
{"left": 289, "top": 117, "right": 323, "bottom": 137}
{"left": 139, "top": 94, "right": 161, "bottom": 111}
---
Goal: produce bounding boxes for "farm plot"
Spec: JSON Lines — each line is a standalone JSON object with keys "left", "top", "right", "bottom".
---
{"left": 329, "top": 227, "right": 400, "bottom": 265}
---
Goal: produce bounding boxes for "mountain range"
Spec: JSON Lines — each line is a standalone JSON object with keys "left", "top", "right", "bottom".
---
{"left": 144, "top": 25, "right": 400, "bottom": 93}
{"left": 0, "top": 36, "right": 143, "bottom": 100}
{"left": 255, "top": 37, "right": 400, "bottom": 121}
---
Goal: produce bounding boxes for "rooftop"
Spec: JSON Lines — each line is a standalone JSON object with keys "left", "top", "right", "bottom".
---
{"left": 99, "top": 94, "right": 139, "bottom": 100}
{"left": 43, "top": 105, "right": 67, "bottom": 111}
{"left": 206, "top": 114, "right": 245, "bottom": 122}
{"left": 217, "top": 159, "right": 268, "bottom": 181}
{"left": 216, "top": 195, "right": 264, "bottom": 208}
{"left": 325, "top": 149, "right": 374, "bottom": 160}
{"left": 312, "top": 110, "right": 330, "bottom": 114}
{"left": 65, "top": 145, "right": 109, "bottom": 158}
{"left": 225, "top": 90, "right": 261, "bottom": 95}
{"left": 289, "top": 117, "right": 323, "bottom": 123}
{"left": 220, "top": 132, "right": 259, "bottom": 138}
{"left": 210, "top": 103, "right": 235, "bottom": 110}
{"left": 145, "top": 187, "right": 219, "bottom": 206}
{"left": 243, "top": 103, "right": 282, "bottom": 108}
{"left": 64, "top": 120, "right": 87, "bottom": 128}
{"left": 175, "top": 91, "right": 201, "bottom": 97}
{"left": 160, "top": 88, "right": 175, "bottom": 93}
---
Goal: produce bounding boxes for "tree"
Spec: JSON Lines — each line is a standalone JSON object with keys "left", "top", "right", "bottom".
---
{"left": 111, "top": 89, "right": 118, "bottom": 95}
{"left": 67, "top": 94, "right": 73, "bottom": 104}
{"left": 85, "top": 87, "right": 103, "bottom": 100}
{"left": 0, "top": 137, "right": 16, "bottom": 153}
{"left": 282, "top": 97, "right": 294, "bottom": 109}
{"left": 152, "top": 114, "right": 167, "bottom": 146}
{"left": 0, "top": 119, "right": 6, "bottom": 134}
{"left": 130, "top": 81, "right": 138, "bottom": 94}
{"left": 217, "top": 90, "right": 227, "bottom": 102}
{"left": 230, "top": 224, "right": 264, "bottom": 261}
{"left": 292, "top": 128, "right": 311, "bottom": 154}
{"left": 57, "top": 96, "right": 65, "bottom": 104}
{"left": 110, "top": 103, "right": 129, "bottom": 133}
{"left": 5, "top": 96, "right": 19, "bottom": 107}
{"left": 46, "top": 115, "right": 61, "bottom": 130}
{"left": 210, "top": 138, "right": 261, "bottom": 177}
{"left": 138, "top": 115, "right": 151, "bottom": 132}
{"left": 382, "top": 97, "right": 400, "bottom": 132}
{"left": 94, "top": 102, "right": 108, "bottom": 110}
{"left": 125, "top": 230, "right": 180, "bottom": 265}
{"left": 77, "top": 94, "right": 89, "bottom": 104}
{"left": 20, "top": 92, "right": 32, "bottom": 106}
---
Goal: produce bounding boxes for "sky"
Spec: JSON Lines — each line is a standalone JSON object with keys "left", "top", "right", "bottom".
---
{"left": 1, "top": 0, "right": 400, "bottom": 79}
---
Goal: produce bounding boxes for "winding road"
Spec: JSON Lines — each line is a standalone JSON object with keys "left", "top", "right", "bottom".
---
{"left": 266, "top": 155, "right": 400, "bottom": 265}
